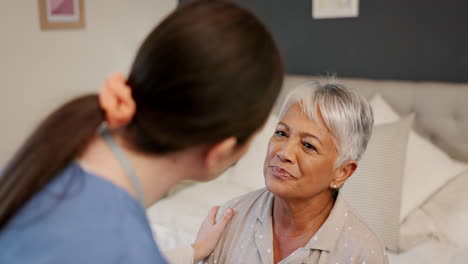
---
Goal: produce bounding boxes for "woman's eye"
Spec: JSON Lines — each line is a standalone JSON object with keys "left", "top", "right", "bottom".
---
{"left": 275, "top": 130, "right": 287, "bottom": 137}
{"left": 303, "top": 142, "right": 317, "bottom": 151}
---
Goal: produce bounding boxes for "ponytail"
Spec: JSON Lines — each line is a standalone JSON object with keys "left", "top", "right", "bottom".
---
{"left": 0, "top": 95, "right": 104, "bottom": 229}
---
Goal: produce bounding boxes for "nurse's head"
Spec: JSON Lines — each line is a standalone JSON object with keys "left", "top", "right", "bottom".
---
{"left": 106, "top": 0, "right": 283, "bottom": 179}
{"left": 0, "top": 0, "right": 283, "bottom": 227}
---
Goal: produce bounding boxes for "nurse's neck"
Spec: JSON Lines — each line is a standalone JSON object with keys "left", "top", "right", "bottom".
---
{"left": 77, "top": 132, "right": 205, "bottom": 208}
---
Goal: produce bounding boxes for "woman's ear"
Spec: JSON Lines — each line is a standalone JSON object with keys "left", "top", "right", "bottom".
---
{"left": 330, "top": 161, "right": 358, "bottom": 188}
{"left": 203, "top": 137, "right": 238, "bottom": 171}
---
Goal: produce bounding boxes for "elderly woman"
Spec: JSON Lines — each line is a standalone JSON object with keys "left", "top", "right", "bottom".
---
{"left": 204, "top": 81, "right": 388, "bottom": 264}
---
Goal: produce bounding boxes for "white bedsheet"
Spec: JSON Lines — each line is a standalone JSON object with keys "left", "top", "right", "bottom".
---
{"left": 148, "top": 177, "right": 251, "bottom": 250}
{"left": 388, "top": 240, "right": 468, "bottom": 264}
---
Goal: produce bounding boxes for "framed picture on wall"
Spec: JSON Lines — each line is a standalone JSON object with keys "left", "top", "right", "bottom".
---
{"left": 38, "top": 0, "right": 85, "bottom": 30}
{"left": 312, "top": 0, "right": 359, "bottom": 19}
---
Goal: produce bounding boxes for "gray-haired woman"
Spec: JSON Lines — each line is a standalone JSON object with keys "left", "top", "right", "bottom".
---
{"left": 204, "top": 81, "right": 389, "bottom": 264}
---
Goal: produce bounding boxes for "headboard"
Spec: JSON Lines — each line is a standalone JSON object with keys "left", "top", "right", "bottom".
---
{"left": 273, "top": 75, "right": 468, "bottom": 162}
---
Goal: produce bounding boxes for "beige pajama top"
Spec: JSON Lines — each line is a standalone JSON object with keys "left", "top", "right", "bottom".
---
{"left": 203, "top": 188, "right": 389, "bottom": 264}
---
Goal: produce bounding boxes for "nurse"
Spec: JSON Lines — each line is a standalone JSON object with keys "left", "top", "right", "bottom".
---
{"left": 0, "top": 0, "right": 283, "bottom": 263}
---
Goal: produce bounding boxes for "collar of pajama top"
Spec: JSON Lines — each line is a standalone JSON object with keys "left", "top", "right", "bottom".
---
{"left": 253, "top": 191, "right": 349, "bottom": 263}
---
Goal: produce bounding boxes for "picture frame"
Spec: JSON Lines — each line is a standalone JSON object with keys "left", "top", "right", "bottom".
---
{"left": 38, "top": 0, "right": 85, "bottom": 30}
{"left": 312, "top": 0, "right": 359, "bottom": 19}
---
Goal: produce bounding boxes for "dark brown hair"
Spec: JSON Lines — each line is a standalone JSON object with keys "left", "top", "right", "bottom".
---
{"left": 0, "top": 0, "right": 283, "bottom": 229}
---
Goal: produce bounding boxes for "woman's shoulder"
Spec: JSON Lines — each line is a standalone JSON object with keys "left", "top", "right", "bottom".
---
{"left": 336, "top": 197, "right": 389, "bottom": 263}
{"left": 214, "top": 188, "right": 270, "bottom": 223}
{"left": 225, "top": 187, "right": 269, "bottom": 205}
{"left": 220, "top": 188, "right": 269, "bottom": 210}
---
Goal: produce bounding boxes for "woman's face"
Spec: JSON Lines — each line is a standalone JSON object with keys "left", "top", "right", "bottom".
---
{"left": 264, "top": 103, "right": 339, "bottom": 200}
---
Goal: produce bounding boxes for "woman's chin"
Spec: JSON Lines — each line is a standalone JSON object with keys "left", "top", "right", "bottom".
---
{"left": 265, "top": 174, "right": 292, "bottom": 197}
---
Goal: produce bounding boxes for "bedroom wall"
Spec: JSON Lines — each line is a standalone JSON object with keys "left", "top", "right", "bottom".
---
{"left": 180, "top": 0, "right": 468, "bottom": 82}
{"left": 0, "top": 0, "right": 177, "bottom": 165}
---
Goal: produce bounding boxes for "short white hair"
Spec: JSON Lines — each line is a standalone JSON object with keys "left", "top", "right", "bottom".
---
{"left": 279, "top": 80, "right": 374, "bottom": 167}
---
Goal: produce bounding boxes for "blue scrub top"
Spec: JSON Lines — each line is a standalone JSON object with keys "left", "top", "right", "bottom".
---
{"left": 0, "top": 162, "right": 168, "bottom": 264}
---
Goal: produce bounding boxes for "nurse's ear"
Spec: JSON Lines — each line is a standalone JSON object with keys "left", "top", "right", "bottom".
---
{"left": 330, "top": 161, "right": 357, "bottom": 189}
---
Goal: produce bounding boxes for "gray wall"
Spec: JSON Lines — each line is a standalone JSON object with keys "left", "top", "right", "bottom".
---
{"left": 180, "top": 0, "right": 468, "bottom": 82}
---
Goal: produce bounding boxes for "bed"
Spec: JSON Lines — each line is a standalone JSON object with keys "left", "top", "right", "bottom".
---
{"left": 147, "top": 75, "right": 468, "bottom": 263}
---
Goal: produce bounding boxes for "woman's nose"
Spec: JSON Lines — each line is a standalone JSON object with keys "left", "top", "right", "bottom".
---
{"left": 276, "top": 141, "right": 295, "bottom": 164}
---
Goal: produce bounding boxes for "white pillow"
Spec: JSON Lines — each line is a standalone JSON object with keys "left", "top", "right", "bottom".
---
{"left": 399, "top": 207, "right": 439, "bottom": 251}
{"left": 228, "top": 115, "right": 279, "bottom": 190}
{"left": 371, "top": 93, "right": 400, "bottom": 125}
{"left": 370, "top": 94, "right": 468, "bottom": 221}
{"left": 342, "top": 115, "right": 414, "bottom": 252}
{"left": 422, "top": 168, "right": 468, "bottom": 248}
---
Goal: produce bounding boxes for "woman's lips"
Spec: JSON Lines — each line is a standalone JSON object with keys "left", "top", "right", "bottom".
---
{"left": 271, "top": 166, "right": 295, "bottom": 180}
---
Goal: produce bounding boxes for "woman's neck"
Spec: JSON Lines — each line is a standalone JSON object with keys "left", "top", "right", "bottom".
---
{"left": 272, "top": 190, "right": 335, "bottom": 238}
{"left": 77, "top": 133, "right": 202, "bottom": 208}
{"left": 272, "top": 191, "right": 335, "bottom": 263}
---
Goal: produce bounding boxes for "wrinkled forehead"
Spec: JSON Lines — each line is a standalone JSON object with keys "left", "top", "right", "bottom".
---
{"left": 279, "top": 102, "right": 338, "bottom": 147}
{"left": 278, "top": 82, "right": 344, "bottom": 145}
{"left": 279, "top": 99, "right": 330, "bottom": 131}
{"left": 279, "top": 101, "right": 320, "bottom": 126}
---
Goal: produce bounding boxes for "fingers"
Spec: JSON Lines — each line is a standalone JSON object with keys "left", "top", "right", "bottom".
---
{"left": 206, "top": 206, "right": 220, "bottom": 225}
{"left": 205, "top": 206, "right": 235, "bottom": 227}
{"left": 215, "top": 208, "right": 234, "bottom": 229}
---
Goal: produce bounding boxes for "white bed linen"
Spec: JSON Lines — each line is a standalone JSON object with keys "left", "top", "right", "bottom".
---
{"left": 148, "top": 177, "right": 251, "bottom": 250}
{"left": 387, "top": 239, "right": 468, "bottom": 264}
